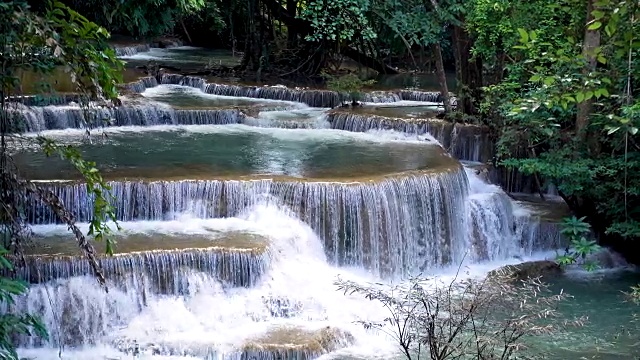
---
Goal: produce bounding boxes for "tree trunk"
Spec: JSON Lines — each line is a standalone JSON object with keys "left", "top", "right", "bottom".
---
{"left": 286, "top": 0, "right": 297, "bottom": 47}
{"left": 451, "top": 24, "right": 482, "bottom": 115}
{"left": 424, "top": 0, "right": 452, "bottom": 113}
{"left": 431, "top": 43, "right": 452, "bottom": 113}
{"left": 576, "top": 0, "right": 601, "bottom": 141}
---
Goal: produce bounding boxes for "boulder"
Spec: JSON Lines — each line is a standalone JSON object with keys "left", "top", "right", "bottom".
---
{"left": 488, "top": 260, "right": 563, "bottom": 282}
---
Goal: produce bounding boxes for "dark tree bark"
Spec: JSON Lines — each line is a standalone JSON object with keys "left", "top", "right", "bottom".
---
{"left": 424, "top": 0, "right": 452, "bottom": 113}
{"left": 576, "top": 0, "right": 601, "bottom": 142}
{"left": 286, "top": 0, "right": 298, "bottom": 47}
{"left": 431, "top": 43, "right": 452, "bottom": 113}
{"left": 452, "top": 24, "right": 483, "bottom": 115}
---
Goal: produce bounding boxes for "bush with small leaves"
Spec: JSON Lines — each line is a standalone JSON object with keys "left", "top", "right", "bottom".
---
{"left": 335, "top": 269, "right": 585, "bottom": 360}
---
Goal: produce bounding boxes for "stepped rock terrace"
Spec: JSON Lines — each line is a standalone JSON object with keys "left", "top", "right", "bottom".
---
{"left": 121, "top": 73, "right": 444, "bottom": 109}
{"left": 17, "top": 229, "right": 270, "bottom": 290}
{"left": 328, "top": 110, "right": 492, "bottom": 162}
{"left": 25, "top": 167, "right": 468, "bottom": 277}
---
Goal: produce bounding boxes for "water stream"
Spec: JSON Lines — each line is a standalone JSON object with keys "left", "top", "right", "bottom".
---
{"left": 7, "top": 46, "right": 639, "bottom": 359}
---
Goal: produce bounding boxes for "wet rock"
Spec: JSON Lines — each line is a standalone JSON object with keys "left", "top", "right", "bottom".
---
{"left": 488, "top": 260, "right": 563, "bottom": 282}
{"left": 242, "top": 326, "right": 355, "bottom": 359}
{"left": 579, "top": 248, "right": 629, "bottom": 269}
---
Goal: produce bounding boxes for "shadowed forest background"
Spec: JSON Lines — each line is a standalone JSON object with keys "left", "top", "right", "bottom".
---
{"left": 1, "top": 0, "right": 640, "bottom": 359}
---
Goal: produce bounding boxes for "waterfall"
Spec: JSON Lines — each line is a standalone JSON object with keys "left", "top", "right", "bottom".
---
{"left": 327, "top": 112, "right": 491, "bottom": 162}
{"left": 27, "top": 167, "right": 469, "bottom": 277}
{"left": 123, "top": 76, "right": 159, "bottom": 93}
{"left": 17, "top": 246, "right": 269, "bottom": 290}
{"left": 465, "top": 168, "right": 565, "bottom": 261}
{"left": 243, "top": 111, "right": 331, "bottom": 129}
{"left": 13, "top": 203, "right": 378, "bottom": 356}
{"left": 11, "top": 168, "right": 569, "bottom": 359}
{"left": 152, "top": 74, "right": 447, "bottom": 108}
{"left": 466, "top": 169, "right": 520, "bottom": 260}
{"left": 114, "top": 44, "right": 152, "bottom": 57}
{"left": 7, "top": 67, "right": 573, "bottom": 358}
{"left": 396, "top": 90, "right": 442, "bottom": 102}
{"left": 8, "top": 102, "right": 244, "bottom": 132}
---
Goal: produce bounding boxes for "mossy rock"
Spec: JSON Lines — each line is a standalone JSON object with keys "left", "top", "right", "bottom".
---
{"left": 488, "top": 260, "right": 563, "bottom": 282}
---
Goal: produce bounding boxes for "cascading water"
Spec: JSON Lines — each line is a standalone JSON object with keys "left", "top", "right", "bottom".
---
{"left": 7, "top": 51, "right": 573, "bottom": 358}
{"left": 26, "top": 168, "right": 469, "bottom": 277}
{"left": 7, "top": 101, "right": 245, "bottom": 132}
{"left": 328, "top": 111, "right": 491, "bottom": 163}
{"left": 15, "top": 203, "right": 397, "bottom": 358}
{"left": 114, "top": 44, "right": 152, "bottom": 57}
{"left": 14, "top": 193, "right": 561, "bottom": 359}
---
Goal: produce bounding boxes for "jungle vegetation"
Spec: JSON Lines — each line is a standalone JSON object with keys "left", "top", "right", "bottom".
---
{"left": 0, "top": 0, "right": 639, "bottom": 357}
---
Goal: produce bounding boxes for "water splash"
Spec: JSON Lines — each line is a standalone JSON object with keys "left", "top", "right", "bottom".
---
{"left": 13, "top": 203, "right": 392, "bottom": 356}
{"left": 328, "top": 111, "right": 491, "bottom": 162}
{"left": 465, "top": 168, "right": 565, "bottom": 261}
{"left": 243, "top": 110, "right": 331, "bottom": 129}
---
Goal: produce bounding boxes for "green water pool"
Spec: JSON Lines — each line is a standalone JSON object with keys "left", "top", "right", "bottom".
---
{"left": 530, "top": 269, "right": 640, "bottom": 359}
{"left": 15, "top": 125, "right": 455, "bottom": 181}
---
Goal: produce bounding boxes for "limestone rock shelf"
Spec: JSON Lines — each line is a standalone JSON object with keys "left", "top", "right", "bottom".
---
{"left": 26, "top": 167, "right": 469, "bottom": 278}
{"left": 122, "top": 73, "right": 443, "bottom": 109}
{"left": 16, "top": 231, "right": 271, "bottom": 290}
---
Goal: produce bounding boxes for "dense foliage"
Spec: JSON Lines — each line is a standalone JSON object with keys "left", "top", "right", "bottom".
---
{"left": 479, "top": 0, "right": 640, "bottom": 260}
{"left": 0, "top": 1, "right": 123, "bottom": 356}
{"left": 0, "top": 0, "right": 638, "bottom": 355}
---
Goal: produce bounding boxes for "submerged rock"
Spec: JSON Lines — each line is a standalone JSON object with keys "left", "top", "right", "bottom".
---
{"left": 488, "top": 260, "right": 563, "bottom": 282}
{"left": 242, "top": 326, "right": 355, "bottom": 359}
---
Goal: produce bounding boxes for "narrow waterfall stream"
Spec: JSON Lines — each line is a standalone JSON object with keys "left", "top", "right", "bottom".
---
{"left": 7, "top": 58, "right": 639, "bottom": 359}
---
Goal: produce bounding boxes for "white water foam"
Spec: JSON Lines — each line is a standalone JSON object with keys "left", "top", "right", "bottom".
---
{"left": 18, "top": 171, "right": 561, "bottom": 360}
{"left": 118, "top": 47, "right": 205, "bottom": 61}
{"left": 360, "top": 100, "right": 442, "bottom": 107}
{"left": 25, "top": 124, "right": 440, "bottom": 147}
{"left": 245, "top": 108, "right": 332, "bottom": 129}
{"left": 142, "top": 85, "right": 310, "bottom": 110}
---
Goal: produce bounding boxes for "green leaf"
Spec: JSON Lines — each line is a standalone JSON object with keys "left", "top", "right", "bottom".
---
{"left": 517, "top": 28, "right": 529, "bottom": 43}
{"left": 607, "top": 126, "right": 620, "bottom": 135}
{"left": 585, "top": 91, "right": 594, "bottom": 100}
{"left": 588, "top": 21, "right": 602, "bottom": 30}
